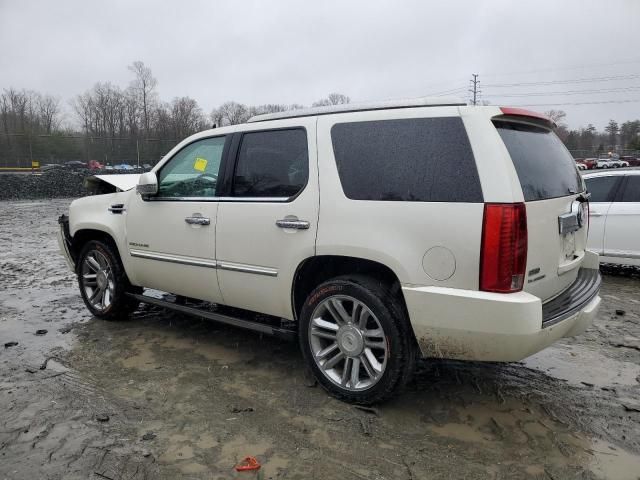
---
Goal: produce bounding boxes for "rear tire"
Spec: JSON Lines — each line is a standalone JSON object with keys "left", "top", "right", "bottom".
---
{"left": 77, "top": 239, "right": 140, "bottom": 320}
{"left": 299, "top": 275, "right": 416, "bottom": 405}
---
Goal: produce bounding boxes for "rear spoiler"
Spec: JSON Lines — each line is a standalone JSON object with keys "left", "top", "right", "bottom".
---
{"left": 493, "top": 107, "right": 557, "bottom": 129}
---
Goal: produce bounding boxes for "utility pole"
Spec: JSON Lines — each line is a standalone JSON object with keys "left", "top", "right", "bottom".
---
{"left": 469, "top": 74, "right": 480, "bottom": 106}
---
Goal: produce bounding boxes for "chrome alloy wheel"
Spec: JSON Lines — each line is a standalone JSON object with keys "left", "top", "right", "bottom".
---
{"left": 308, "top": 295, "right": 388, "bottom": 391}
{"left": 80, "top": 249, "right": 115, "bottom": 312}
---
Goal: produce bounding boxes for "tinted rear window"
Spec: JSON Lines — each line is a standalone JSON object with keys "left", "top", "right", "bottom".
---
{"left": 495, "top": 121, "right": 584, "bottom": 201}
{"left": 331, "top": 117, "right": 483, "bottom": 202}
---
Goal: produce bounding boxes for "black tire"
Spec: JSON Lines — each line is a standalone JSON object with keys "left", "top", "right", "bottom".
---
{"left": 76, "top": 239, "right": 140, "bottom": 320}
{"left": 299, "top": 275, "right": 416, "bottom": 405}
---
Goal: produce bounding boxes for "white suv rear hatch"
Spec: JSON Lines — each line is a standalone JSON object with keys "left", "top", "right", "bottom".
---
{"left": 494, "top": 118, "right": 588, "bottom": 302}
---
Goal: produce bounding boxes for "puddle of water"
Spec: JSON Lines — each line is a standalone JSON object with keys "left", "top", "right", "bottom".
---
{"left": 0, "top": 288, "right": 81, "bottom": 366}
{"left": 589, "top": 438, "right": 640, "bottom": 480}
{"left": 524, "top": 343, "right": 640, "bottom": 387}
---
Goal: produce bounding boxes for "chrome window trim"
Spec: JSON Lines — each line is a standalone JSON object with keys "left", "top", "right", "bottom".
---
{"left": 149, "top": 196, "right": 290, "bottom": 203}
{"left": 129, "top": 249, "right": 278, "bottom": 276}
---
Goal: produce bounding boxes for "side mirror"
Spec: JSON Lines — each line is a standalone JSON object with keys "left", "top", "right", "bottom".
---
{"left": 136, "top": 171, "right": 158, "bottom": 198}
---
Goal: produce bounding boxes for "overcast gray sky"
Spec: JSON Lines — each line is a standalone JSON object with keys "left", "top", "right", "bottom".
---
{"left": 1, "top": 0, "right": 639, "bottom": 129}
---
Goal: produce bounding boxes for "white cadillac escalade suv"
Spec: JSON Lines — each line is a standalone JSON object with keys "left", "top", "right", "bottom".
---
{"left": 58, "top": 98, "right": 601, "bottom": 404}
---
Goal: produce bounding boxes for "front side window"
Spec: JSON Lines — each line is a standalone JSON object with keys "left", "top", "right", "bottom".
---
{"left": 232, "top": 129, "right": 308, "bottom": 198}
{"left": 158, "top": 136, "right": 226, "bottom": 198}
{"left": 584, "top": 176, "right": 619, "bottom": 203}
{"left": 619, "top": 176, "right": 640, "bottom": 202}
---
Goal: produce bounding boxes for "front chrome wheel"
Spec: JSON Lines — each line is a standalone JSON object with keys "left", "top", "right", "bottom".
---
{"left": 308, "top": 295, "right": 388, "bottom": 391}
{"left": 80, "top": 249, "right": 115, "bottom": 312}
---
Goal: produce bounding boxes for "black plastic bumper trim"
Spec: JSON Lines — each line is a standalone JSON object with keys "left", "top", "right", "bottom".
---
{"left": 542, "top": 268, "right": 601, "bottom": 328}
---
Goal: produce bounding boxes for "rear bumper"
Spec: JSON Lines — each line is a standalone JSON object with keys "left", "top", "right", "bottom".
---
{"left": 403, "top": 265, "right": 601, "bottom": 362}
{"left": 57, "top": 214, "right": 75, "bottom": 272}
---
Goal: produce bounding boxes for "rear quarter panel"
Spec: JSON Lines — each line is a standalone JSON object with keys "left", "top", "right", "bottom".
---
{"left": 316, "top": 107, "right": 487, "bottom": 289}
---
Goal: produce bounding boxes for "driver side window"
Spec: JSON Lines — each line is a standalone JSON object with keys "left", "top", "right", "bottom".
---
{"left": 158, "top": 136, "right": 226, "bottom": 198}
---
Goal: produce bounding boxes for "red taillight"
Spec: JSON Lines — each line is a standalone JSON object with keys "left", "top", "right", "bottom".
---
{"left": 480, "top": 203, "right": 528, "bottom": 293}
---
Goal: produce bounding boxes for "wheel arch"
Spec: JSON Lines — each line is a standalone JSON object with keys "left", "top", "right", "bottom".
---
{"left": 70, "top": 228, "right": 121, "bottom": 270}
{"left": 291, "top": 255, "right": 414, "bottom": 333}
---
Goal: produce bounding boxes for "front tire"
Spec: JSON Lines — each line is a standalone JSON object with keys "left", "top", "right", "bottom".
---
{"left": 77, "top": 240, "right": 140, "bottom": 320}
{"left": 299, "top": 275, "right": 416, "bottom": 405}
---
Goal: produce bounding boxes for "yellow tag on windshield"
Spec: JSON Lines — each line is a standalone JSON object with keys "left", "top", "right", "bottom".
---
{"left": 193, "top": 157, "right": 208, "bottom": 172}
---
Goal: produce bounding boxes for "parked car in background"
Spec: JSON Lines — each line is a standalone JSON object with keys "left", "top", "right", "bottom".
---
{"left": 114, "top": 163, "right": 135, "bottom": 171}
{"left": 142, "top": 163, "right": 153, "bottom": 171}
{"left": 576, "top": 161, "right": 587, "bottom": 171}
{"left": 582, "top": 158, "right": 598, "bottom": 169}
{"left": 617, "top": 159, "right": 630, "bottom": 168}
{"left": 58, "top": 100, "right": 600, "bottom": 404}
{"left": 88, "top": 160, "right": 104, "bottom": 171}
{"left": 621, "top": 156, "right": 640, "bottom": 167}
{"left": 64, "top": 160, "right": 88, "bottom": 170}
{"left": 584, "top": 170, "right": 640, "bottom": 266}
{"left": 103, "top": 165, "right": 115, "bottom": 171}
{"left": 596, "top": 158, "right": 617, "bottom": 169}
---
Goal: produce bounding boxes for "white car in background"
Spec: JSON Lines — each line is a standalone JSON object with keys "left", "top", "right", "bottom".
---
{"left": 584, "top": 169, "right": 640, "bottom": 266}
{"left": 596, "top": 158, "right": 616, "bottom": 169}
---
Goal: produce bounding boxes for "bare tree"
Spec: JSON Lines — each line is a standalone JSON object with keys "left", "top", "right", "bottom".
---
{"left": 38, "top": 94, "right": 61, "bottom": 133}
{"left": 170, "top": 97, "right": 206, "bottom": 138}
{"left": 214, "top": 101, "right": 249, "bottom": 126}
{"left": 545, "top": 109, "right": 567, "bottom": 126}
{"left": 128, "top": 61, "right": 157, "bottom": 134}
{"left": 312, "top": 92, "right": 350, "bottom": 107}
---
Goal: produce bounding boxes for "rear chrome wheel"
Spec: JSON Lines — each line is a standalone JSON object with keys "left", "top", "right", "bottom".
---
{"left": 80, "top": 249, "right": 115, "bottom": 312}
{"left": 299, "top": 275, "right": 416, "bottom": 405}
{"left": 309, "top": 295, "right": 388, "bottom": 391}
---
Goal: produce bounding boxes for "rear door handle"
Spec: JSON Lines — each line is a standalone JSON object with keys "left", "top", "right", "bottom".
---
{"left": 185, "top": 216, "right": 210, "bottom": 225}
{"left": 589, "top": 212, "right": 603, "bottom": 217}
{"left": 276, "top": 219, "right": 310, "bottom": 230}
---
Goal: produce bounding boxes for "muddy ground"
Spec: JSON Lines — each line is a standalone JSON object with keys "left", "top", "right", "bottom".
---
{"left": 1, "top": 198, "right": 640, "bottom": 480}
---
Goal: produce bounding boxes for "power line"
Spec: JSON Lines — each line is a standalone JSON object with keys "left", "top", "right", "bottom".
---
{"left": 426, "top": 86, "right": 468, "bottom": 96}
{"left": 484, "top": 73, "right": 640, "bottom": 88}
{"left": 504, "top": 98, "right": 640, "bottom": 107}
{"left": 482, "top": 58, "right": 640, "bottom": 79}
{"left": 488, "top": 85, "right": 640, "bottom": 98}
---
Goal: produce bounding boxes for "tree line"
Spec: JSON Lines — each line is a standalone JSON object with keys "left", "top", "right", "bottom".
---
{"left": 0, "top": 61, "right": 638, "bottom": 166}
{"left": 546, "top": 109, "right": 640, "bottom": 154}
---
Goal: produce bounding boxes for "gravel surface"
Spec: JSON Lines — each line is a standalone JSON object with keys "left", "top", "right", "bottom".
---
{"left": 1, "top": 198, "right": 640, "bottom": 479}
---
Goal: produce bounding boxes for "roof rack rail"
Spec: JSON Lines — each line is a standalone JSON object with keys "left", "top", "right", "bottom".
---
{"left": 247, "top": 96, "right": 466, "bottom": 123}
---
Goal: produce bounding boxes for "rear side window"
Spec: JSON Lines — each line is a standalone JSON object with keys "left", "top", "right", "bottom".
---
{"left": 619, "top": 176, "right": 640, "bottom": 202}
{"left": 232, "top": 129, "right": 308, "bottom": 198}
{"left": 584, "top": 176, "right": 619, "bottom": 202}
{"left": 495, "top": 121, "right": 584, "bottom": 201}
{"left": 330, "top": 117, "right": 483, "bottom": 202}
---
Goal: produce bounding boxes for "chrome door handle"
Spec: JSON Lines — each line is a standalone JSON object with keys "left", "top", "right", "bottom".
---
{"left": 185, "top": 216, "right": 210, "bottom": 225}
{"left": 589, "top": 212, "right": 603, "bottom": 217}
{"left": 276, "top": 219, "right": 310, "bottom": 230}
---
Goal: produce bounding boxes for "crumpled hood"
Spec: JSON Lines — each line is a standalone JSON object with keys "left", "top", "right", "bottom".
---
{"left": 84, "top": 174, "right": 140, "bottom": 193}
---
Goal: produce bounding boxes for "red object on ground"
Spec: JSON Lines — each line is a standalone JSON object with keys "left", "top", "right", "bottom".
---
{"left": 235, "top": 456, "right": 261, "bottom": 472}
